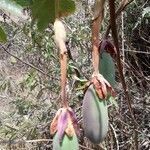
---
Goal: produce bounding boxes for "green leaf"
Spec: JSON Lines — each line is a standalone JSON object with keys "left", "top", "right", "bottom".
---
{"left": 108, "top": 96, "right": 118, "bottom": 108}
{"left": 31, "top": 0, "right": 75, "bottom": 31}
{"left": 12, "top": 0, "right": 32, "bottom": 7}
{"left": 0, "top": 26, "right": 7, "bottom": 43}
{"left": 0, "top": 0, "right": 28, "bottom": 21}
{"left": 99, "top": 52, "right": 116, "bottom": 87}
{"left": 59, "top": 0, "right": 76, "bottom": 17}
{"left": 31, "top": 0, "right": 55, "bottom": 31}
{"left": 142, "top": 7, "right": 150, "bottom": 18}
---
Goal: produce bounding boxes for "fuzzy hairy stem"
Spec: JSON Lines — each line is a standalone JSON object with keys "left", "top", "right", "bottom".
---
{"left": 60, "top": 50, "right": 68, "bottom": 108}
{"left": 54, "top": 19, "right": 68, "bottom": 108}
{"left": 92, "top": 0, "right": 105, "bottom": 75}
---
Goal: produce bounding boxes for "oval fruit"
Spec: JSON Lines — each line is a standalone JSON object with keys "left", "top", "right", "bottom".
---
{"left": 53, "top": 132, "right": 79, "bottom": 150}
{"left": 100, "top": 52, "right": 115, "bottom": 87}
{"left": 82, "top": 85, "right": 108, "bottom": 144}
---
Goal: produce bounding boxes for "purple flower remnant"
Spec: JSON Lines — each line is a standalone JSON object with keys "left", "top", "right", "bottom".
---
{"left": 50, "top": 107, "right": 79, "bottom": 142}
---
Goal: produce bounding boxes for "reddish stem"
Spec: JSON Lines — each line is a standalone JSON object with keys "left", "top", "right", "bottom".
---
{"left": 92, "top": 10, "right": 104, "bottom": 75}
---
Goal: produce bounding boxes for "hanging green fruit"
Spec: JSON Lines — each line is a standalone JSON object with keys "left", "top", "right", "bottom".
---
{"left": 100, "top": 52, "right": 115, "bottom": 87}
{"left": 82, "top": 85, "right": 108, "bottom": 144}
{"left": 50, "top": 107, "right": 79, "bottom": 150}
{"left": 53, "top": 132, "right": 79, "bottom": 150}
{"left": 0, "top": 26, "right": 7, "bottom": 43}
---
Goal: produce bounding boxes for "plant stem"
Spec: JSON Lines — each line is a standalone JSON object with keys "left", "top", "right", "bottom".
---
{"left": 108, "top": 0, "right": 136, "bottom": 122}
{"left": 92, "top": 4, "right": 104, "bottom": 75}
{"left": 60, "top": 47, "right": 68, "bottom": 108}
{"left": 108, "top": 7, "right": 139, "bottom": 150}
{"left": 105, "top": 0, "right": 133, "bottom": 38}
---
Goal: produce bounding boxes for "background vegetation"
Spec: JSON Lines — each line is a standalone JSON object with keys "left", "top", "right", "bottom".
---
{"left": 0, "top": 0, "right": 149, "bottom": 149}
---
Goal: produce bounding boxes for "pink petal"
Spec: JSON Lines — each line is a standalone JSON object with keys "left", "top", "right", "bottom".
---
{"left": 68, "top": 108, "right": 79, "bottom": 136}
{"left": 57, "top": 110, "right": 68, "bottom": 141}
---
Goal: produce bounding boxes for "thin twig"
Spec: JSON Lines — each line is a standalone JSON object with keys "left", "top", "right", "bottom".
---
{"left": 0, "top": 44, "right": 52, "bottom": 78}
{"left": 108, "top": 0, "right": 137, "bottom": 124}
{"left": 122, "top": 49, "right": 150, "bottom": 54}
{"left": 110, "top": 123, "right": 119, "bottom": 150}
{"left": 105, "top": 0, "right": 134, "bottom": 38}
{"left": 108, "top": 0, "right": 138, "bottom": 149}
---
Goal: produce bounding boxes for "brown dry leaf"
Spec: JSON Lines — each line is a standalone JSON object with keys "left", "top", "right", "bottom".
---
{"left": 65, "top": 115, "right": 75, "bottom": 137}
{"left": 91, "top": 76, "right": 106, "bottom": 99}
{"left": 50, "top": 109, "right": 62, "bottom": 135}
{"left": 91, "top": 74, "right": 116, "bottom": 99}
{"left": 92, "top": 77, "right": 104, "bottom": 99}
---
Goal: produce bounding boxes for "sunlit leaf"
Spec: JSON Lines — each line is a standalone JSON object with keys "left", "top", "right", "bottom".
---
{"left": 108, "top": 96, "right": 118, "bottom": 108}
{"left": 0, "top": 26, "right": 7, "bottom": 43}
{"left": 142, "top": 7, "right": 150, "bottom": 18}
{"left": 59, "top": 0, "right": 76, "bottom": 17}
{"left": 31, "top": 0, "right": 76, "bottom": 31}
{"left": 31, "top": 0, "right": 55, "bottom": 31}
{"left": 12, "top": 0, "right": 32, "bottom": 6}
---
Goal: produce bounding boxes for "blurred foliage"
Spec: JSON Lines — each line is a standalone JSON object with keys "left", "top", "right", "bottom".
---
{"left": 31, "top": 0, "right": 75, "bottom": 31}
{"left": 0, "top": 26, "right": 7, "bottom": 43}
{"left": 0, "top": 0, "right": 149, "bottom": 149}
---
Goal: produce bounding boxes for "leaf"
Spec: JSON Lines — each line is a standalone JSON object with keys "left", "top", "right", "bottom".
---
{"left": 108, "top": 96, "right": 118, "bottom": 108}
{"left": 99, "top": 52, "right": 116, "bottom": 87}
{"left": 31, "top": 0, "right": 55, "bottom": 31}
{"left": 31, "top": 0, "right": 75, "bottom": 31}
{"left": 12, "top": 0, "right": 32, "bottom": 7}
{"left": 10, "top": 56, "right": 17, "bottom": 64}
{"left": 59, "top": 0, "right": 76, "bottom": 17}
{"left": 0, "top": 0, "right": 28, "bottom": 22}
{"left": 0, "top": 26, "right": 7, "bottom": 43}
{"left": 142, "top": 7, "right": 150, "bottom": 18}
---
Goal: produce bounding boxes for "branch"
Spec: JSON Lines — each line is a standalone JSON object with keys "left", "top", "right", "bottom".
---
{"left": 110, "top": 123, "right": 119, "bottom": 150}
{"left": 0, "top": 44, "right": 52, "bottom": 78}
{"left": 105, "top": 0, "right": 134, "bottom": 38}
{"left": 108, "top": 0, "right": 138, "bottom": 125}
